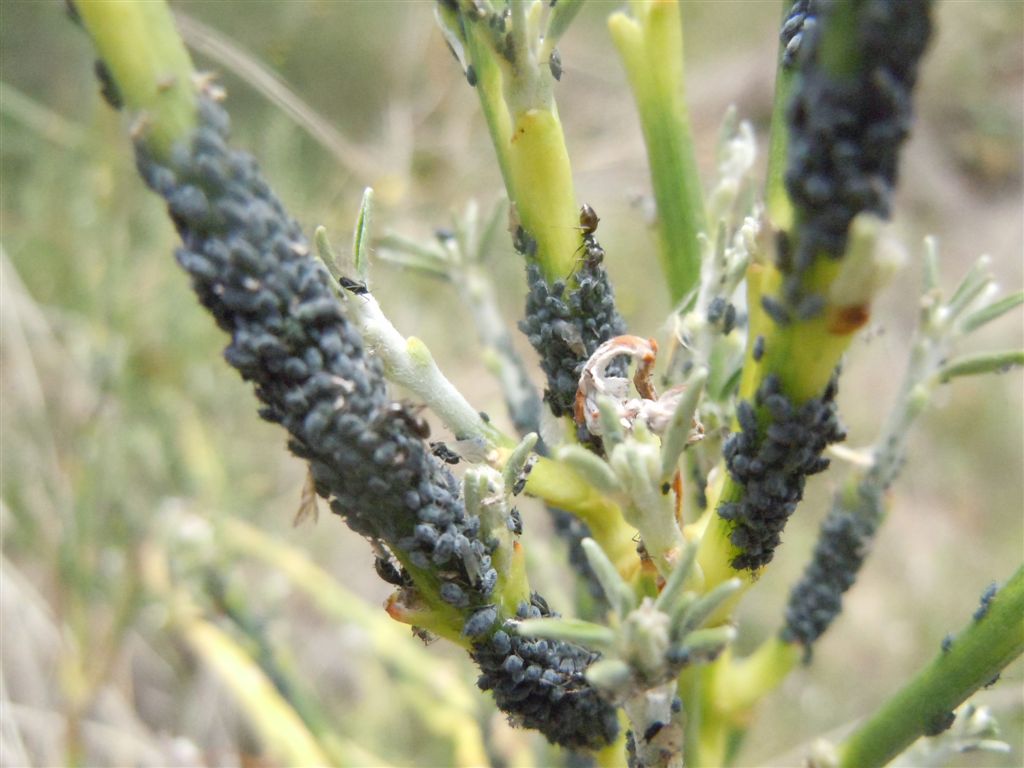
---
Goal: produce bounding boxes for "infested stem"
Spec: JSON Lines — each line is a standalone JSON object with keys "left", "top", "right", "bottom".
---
{"left": 697, "top": 0, "right": 933, "bottom": 596}
{"left": 835, "top": 566, "right": 1024, "bottom": 768}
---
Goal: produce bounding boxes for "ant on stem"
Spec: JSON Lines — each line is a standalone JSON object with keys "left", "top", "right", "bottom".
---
{"left": 568, "top": 204, "right": 605, "bottom": 278}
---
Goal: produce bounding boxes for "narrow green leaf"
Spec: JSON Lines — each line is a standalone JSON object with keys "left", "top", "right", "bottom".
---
{"left": 555, "top": 445, "right": 621, "bottom": 494}
{"left": 502, "top": 432, "right": 539, "bottom": 494}
{"left": 597, "top": 396, "right": 626, "bottom": 452}
{"left": 313, "top": 226, "right": 343, "bottom": 283}
{"left": 581, "top": 537, "right": 635, "bottom": 618}
{"left": 352, "top": 187, "right": 374, "bottom": 281}
{"left": 936, "top": 350, "right": 1024, "bottom": 383}
{"left": 515, "top": 617, "right": 616, "bottom": 649}
{"left": 475, "top": 198, "right": 508, "bottom": 262}
{"left": 585, "top": 658, "right": 634, "bottom": 692}
{"left": 659, "top": 367, "right": 707, "bottom": 482}
{"left": 674, "top": 578, "right": 741, "bottom": 638}
{"left": 671, "top": 625, "right": 736, "bottom": 660}
{"left": 960, "top": 292, "right": 1024, "bottom": 334}
{"left": 654, "top": 540, "right": 700, "bottom": 614}
{"left": 945, "top": 255, "right": 992, "bottom": 322}
{"left": 922, "top": 236, "right": 940, "bottom": 295}
{"left": 545, "top": 0, "right": 586, "bottom": 46}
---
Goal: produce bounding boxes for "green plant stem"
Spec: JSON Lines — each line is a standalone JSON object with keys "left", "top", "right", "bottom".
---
{"left": 73, "top": 0, "right": 196, "bottom": 157}
{"left": 710, "top": 637, "right": 800, "bottom": 718}
{"left": 444, "top": 2, "right": 580, "bottom": 282}
{"left": 609, "top": 0, "right": 705, "bottom": 305}
{"left": 522, "top": 453, "right": 640, "bottom": 577}
{"left": 696, "top": 0, "right": 894, "bottom": 598}
{"left": 684, "top": 638, "right": 799, "bottom": 768}
{"left": 763, "top": 4, "right": 798, "bottom": 231}
{"left": 836, "top": 565, "right": 1024, "bottom": 768}
{"left": 696, "top": 260, "right": 851, "bottom": 598}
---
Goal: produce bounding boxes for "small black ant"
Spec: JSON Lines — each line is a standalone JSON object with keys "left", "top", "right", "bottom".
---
{"left": 430, "top": 442, "right": 461, "bottom": 465}
{"left": 339, "top": 276, "right": 369, "bottom": 295}
{"left": 374, "top": 555, "right": 405, "bottom": 586}
{"left": 579, "top": 203, "right": 600, "bottom": 237}
{"left": 385, "top": 401, "right": 431, "bottom": 439}
{"left": 569, "top": 204, "right": 605, "bottom": 277}
{"left": 411, "top": 626, "right": 438, "bottom": 645}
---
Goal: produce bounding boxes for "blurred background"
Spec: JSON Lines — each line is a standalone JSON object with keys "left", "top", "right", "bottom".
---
{"left": 2, "top": 1, "right": 1021, "bottom": 766}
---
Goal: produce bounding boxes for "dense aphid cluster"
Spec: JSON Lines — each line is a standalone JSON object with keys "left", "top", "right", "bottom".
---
{"left": 519, "top": 259, "right": 626, "bottom": 419}
{"left": 780, "top": 487, "right": 879, "bottom": 659}
{"left": 133, "top": 96, "right": 497, "bottom": 609}
{"left": 473, "top": 597, "right": 620, "bottom": 750}
{"left": 131, "top": 94, "right": 619, "bottom": 751}
{"left": 718, "top": 374, "right": 846, "bottom": 571}
{"left": 782, "top": 0, "right": 932, "bottom": 306}
{"left": 780, "top": 0, "right": 815, "bottom": 69}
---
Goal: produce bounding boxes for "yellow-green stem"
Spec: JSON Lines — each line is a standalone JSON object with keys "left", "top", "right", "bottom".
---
{"left": 523, "top": 453, "right": 640, "bottom": 577}
{"left": 764, "top": 2, "right": 798, "bottom": 229}
{"left": 457, "top": 8, "right": 580, "bottom": 283}
{"left": 506, "top": 107, "right": 580, "bottom": 280}
{"left": 697, "top": 259, "right": 857, "bottom": 598}
{"left": 709, "top": 637, "right": 800, "bottom": 717}
{"left": 74, "top": 0, "right": 196, "bottom": 157}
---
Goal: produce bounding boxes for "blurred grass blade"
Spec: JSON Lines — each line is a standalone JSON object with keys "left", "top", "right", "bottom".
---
{"left": 0, "top": 82, "right": 84, "bottom": 149}
{"left": 218, "top": 519, "right": 479, "bottom": 710}
{"left": 174, "top": 603, "right": 338, "bottom": 766}
{"left": 173, "top": 10, "right": 390, "bottom": 182}
{"left": 216, "top": 518, "right": 488, "bottom": 766}
{"left": 375, "top": 233, "right": 451, "bottom": 277}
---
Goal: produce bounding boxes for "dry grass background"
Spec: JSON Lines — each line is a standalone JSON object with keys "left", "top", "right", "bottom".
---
{"left": 1, "top": 1, "right": 1021, "bottom": 766}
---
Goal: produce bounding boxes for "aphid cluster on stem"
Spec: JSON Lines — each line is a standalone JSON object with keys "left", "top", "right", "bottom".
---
{"left": 781, "top": 0, "right": 932, "bottom": 308}
{"left": 519, "top": 206, "right": 626, "bottom": 420}
{"left": 472, "top": 596, "right": 619, "bottom": 750}
{"left": 127, "top": 89, "right": 621, "bottom": 752}
{"left": 133, "top": 94, "right": 499, "bottom": 618}
{"left": 780, "top": 485, "right": 879, "bottom": 660}
{"left": 718, "top": 373, "right": 845, "bottom": 571}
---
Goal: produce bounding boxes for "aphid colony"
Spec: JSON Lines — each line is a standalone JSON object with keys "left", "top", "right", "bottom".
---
{"left": 720, "top": 374, "right": 846, "bottom": 571}
{"left": 518, "top": 205, "right": 627, "bottom": 423}
{"left": 132, "top": 92, "right": 618, "bottom": 751}
{"left": 781, "top": 0, "right": 932, "bottom": 308}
